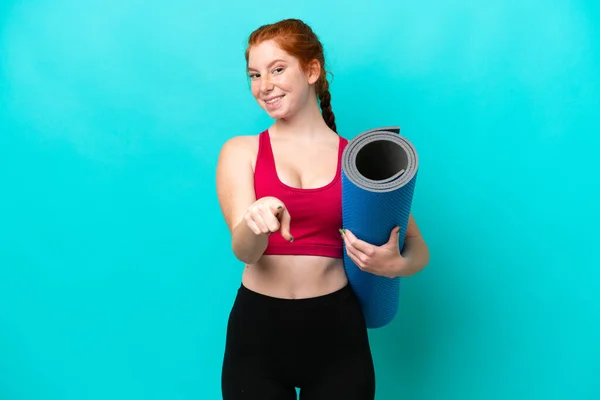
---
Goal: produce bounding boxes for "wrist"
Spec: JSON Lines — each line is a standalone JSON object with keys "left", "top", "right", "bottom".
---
{"left": 231, "top": 221, "right": 268, "bottom": 264}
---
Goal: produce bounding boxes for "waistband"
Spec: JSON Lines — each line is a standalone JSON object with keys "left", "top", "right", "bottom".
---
{"left": 237, "top": 283, "right": 354, "bottom": 310}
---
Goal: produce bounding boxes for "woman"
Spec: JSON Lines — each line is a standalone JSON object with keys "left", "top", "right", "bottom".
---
{"left": 216, "top": 18, "right": 430, "bottom": 399}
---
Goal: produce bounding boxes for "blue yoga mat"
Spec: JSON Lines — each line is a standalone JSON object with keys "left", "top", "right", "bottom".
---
{"left": 341, "top": 126, "right": 419, "bottom": 329}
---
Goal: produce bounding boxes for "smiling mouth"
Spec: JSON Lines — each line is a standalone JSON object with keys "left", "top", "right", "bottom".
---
{"left": 265, "top": 95, "right": 284, "bottom": 104}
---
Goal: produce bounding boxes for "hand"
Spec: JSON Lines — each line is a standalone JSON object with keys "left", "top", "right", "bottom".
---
{"left": 340, "top": 226, "right": 406, "bottom": 278}
{"left": 244, "top": 196, "right": 293, "bottom": 242}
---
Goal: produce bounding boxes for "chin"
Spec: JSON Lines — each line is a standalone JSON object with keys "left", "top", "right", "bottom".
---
{"left": 263, "top": 106, "right": 290, "bottom": 120}
{"left": 266, "top": 110, "right": 289, "bottom": 120}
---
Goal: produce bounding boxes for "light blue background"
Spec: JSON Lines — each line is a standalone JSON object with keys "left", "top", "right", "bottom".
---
{"left": 1, "top": 0, "right": 599, "bottom": 399}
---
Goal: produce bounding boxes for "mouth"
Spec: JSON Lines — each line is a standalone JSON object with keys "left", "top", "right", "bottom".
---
{"left": 264, "top": 95, "right": 284, "bottom": 104}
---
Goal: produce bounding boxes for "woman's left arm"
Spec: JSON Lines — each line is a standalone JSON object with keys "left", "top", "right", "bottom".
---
{"left": 395, "top": 214, "right": 430, "bottom": 277}
{"left": 341, "top": 213, "right": 430, "bottom": 278}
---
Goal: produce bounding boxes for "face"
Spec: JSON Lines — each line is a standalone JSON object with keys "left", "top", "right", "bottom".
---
{"left": 246, "top": 40, "right": 319, "bottom": 120}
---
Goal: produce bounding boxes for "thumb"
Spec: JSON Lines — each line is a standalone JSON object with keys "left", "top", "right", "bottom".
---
{"left": 387, "top": 226, "right": 402, "bottom": 246}
{"left": 276, "top": 205, "right": 293, "bottom": 242}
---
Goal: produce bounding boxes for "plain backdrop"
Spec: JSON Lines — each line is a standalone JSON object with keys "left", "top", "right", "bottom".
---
{"left": 1, "top": 0, "right": 598, "bottom": 399}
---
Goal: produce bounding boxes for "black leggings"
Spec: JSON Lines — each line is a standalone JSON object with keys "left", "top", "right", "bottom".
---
{"left": 221, "top": 283, "right": 376, "bottom": 399}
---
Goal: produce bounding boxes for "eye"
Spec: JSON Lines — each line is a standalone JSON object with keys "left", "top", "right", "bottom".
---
{"left": 272, "top": 67, "right": 284, "bottom": 75}
{"left": 248, "top": 73, "right": 260, "bottom": 80}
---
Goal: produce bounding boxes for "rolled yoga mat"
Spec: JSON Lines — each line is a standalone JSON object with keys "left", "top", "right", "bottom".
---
{"left": 341, "top": 126, "right": 419, "bottom": 329}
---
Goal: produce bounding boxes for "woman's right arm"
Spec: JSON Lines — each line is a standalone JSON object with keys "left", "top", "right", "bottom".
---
{"left": 216, "top": 136, "right": 268, "bottom": 264}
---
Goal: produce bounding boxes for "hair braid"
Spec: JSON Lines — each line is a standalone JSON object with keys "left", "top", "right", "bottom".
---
{"left": 317, "top": 77, "right": 336, "bottom": 133}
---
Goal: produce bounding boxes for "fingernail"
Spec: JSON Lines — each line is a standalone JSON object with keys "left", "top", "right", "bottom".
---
{"left": 339, "top": 228, "right": 346, "bottom": 235}
{"left": 289, "top": 236, "right": 294, "bottom": 242}
{"left": 277, "top": 205, "right": 282, "bottom": 209}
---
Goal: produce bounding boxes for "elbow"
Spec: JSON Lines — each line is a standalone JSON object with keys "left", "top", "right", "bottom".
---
{"left": 421, "top": 243, "right": 431, "bottom": 269}
{"left": 414, "top": 240, "right": 430, "bottom": 272}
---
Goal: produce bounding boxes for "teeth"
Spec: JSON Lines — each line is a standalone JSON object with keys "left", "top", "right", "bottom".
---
{"left": 266, "top": 96, "right": 282, "bottom": 104}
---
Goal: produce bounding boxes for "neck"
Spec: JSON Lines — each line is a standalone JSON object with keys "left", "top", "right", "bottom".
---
{"left": 271, "top": 94, "right": 333, "bottom": 139}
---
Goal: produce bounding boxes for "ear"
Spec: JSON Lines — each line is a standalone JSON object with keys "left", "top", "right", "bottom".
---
{"left": 306, "top": 59, "right": 321, "bottom": 85}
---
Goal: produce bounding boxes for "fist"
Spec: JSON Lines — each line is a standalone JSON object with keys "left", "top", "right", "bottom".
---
{"left": 244, "top": 197, "right": 293, "bottom": 242}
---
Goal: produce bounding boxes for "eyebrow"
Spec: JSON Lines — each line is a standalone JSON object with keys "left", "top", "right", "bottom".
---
{"left": 247, "top": 58, "right": 287, "bottom": 72}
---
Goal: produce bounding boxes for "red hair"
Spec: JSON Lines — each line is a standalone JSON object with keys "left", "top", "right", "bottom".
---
{"left": 245, "top": 18, "right": 337, "bottom": 133}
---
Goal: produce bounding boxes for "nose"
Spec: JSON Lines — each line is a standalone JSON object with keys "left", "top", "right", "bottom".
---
{"left": 260, "top": 75, "right": 274, "bottom": 93}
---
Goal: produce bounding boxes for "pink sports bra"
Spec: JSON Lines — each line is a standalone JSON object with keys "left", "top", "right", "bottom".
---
{"left": 253, "top": 129, "right": 348, "bottom": 258}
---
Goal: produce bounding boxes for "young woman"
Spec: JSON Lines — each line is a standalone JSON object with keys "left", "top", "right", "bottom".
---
{"left": 216, "top": 18, "right": 430, "bottom": 400}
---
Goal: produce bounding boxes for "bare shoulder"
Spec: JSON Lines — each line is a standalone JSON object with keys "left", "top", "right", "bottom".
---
{"left": 216, "top": 134, "right": 260, "bottom": 232}
{"left": 217, "top": 134, "right": 261, "bottom": 174}
{"left": 219, "top": 135, "right": 259, "bottom": 159}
